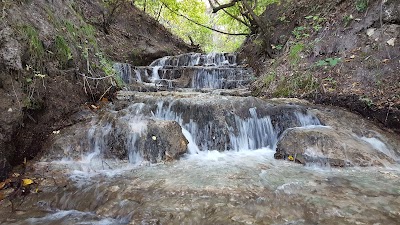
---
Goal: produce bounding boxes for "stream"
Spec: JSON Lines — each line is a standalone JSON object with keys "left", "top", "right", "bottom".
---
{"left": 1, "top": 53, "right": 399, "bottom": 225}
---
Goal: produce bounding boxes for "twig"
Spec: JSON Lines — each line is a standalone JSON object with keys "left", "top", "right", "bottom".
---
{"left": 98, "top": 85, "right": 113, "bottom": 102}
{"left": 10, "top": 79, "right": 22, "bottom": 109}
{"left": 385, "top": 104, "right": 391, "bottom": 124}
{"left": 102, "top": 160, "right": 113, "bottom": 170}
{"left": 78, "top": 73, "right": 115, "bottom": 80}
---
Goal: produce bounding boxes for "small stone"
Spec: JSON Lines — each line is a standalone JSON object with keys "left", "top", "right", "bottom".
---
{"left": 109, "top": 185, "right": 120, "bottom": 192}
{"left": 152, "top": 136, "right": 157, "bottom": 141}
{"left": 366, "top": 28, "right": 375, "bottom": 37}
{"left": 7, "top": 108, "right": 12, "bottom": 112}
{"left": 387, "top": 38, "right": 395, "bottom": 46}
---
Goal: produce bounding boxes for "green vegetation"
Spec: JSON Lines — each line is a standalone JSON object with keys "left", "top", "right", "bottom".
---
{"left": 289, "top": 43, "right": 304, "bottom": 65}
{"left": 272, "top": 73, "right": 318, "bottom": 97}
{"left": 360, "top": 96, "right": 374, "bottom": 107}
{"left": 343, "top": 14, "right": 353, "bottom": 27}
{"left": 20, "top": 25, "right": 45, "bottom": 64}
{"left": 134, "top": 0, "right": 280, "bottom": 52}
{"left": 315, "top": 57, "right": 341, "bottom": 67}
{"left": 263, "top": 72, "right": 276, "bottom": 87}
{"left": 355, "top": 0, "right": 369, "bottom": 12}
{"left": 54, "top": 36, "right": 73, "bottom": 67}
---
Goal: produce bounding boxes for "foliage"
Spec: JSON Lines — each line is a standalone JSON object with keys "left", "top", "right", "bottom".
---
{"left": 273, "top": 73, "right": 318, "bottom": 97}
{"left": 355, "top": 0, "right": 369, "bottom": 12}
{"left": 360, "top": 96, "right": 374, "bottom": 107}
{"left": 96, "top": 52, "right": 125, "bottom": 88}
{"left": 343, "top": 14, "right": 353, "bottom": 27}
{"left": 134, "top": 0, "right": 280, "bottom": 52}
{"left": 20, "top": 25, "right": 45, "bottom": 65}
{"left": 264, "top": 72, "right": 276, "bottom": 87}
{"left": 54, "top": 36, "right": 73, "bottom": 67}
{"left": 289, "top": 43, "right": 304, "bottom": 65}
{"left": 316, "top": 57, "right": 341, "bottom": 67}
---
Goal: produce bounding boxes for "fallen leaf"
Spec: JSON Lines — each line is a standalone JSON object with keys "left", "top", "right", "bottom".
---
{"left": 0, "top": 182, "right": 5, "bottom": 190}
{"left": 22, "top": 179, "right": 34, "bottom": 187}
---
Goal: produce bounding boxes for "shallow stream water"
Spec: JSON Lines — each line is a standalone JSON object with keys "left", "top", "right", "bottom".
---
{"left": 2, "top": 147, "right": 400, "bottom": 225}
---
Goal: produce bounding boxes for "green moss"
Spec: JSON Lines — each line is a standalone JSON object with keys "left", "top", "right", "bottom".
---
{"left": 263, "top": 72, "right": 276, "bottom": 87}
{"left": 21, "top": 25, "right": 45, "bottom": 62}
{"left": 355, "top": 0, "right": 369, "bottom": 12}
{"left": 54, "top": 35, "right": 72, "bottom": 67}
{"left": 289, "top": 43, "right": 304, "bottom": 65}
{"left": 272, "top": 73, "right": 318, "bottom": 97}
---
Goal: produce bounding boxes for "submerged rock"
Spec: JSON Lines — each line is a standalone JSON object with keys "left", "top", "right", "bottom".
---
{"left": 275, "top": 126, "right": 396, "bottom": 167}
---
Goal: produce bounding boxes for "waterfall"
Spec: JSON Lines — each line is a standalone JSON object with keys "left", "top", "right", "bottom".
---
{"left": 150, "top": 100, "right": 321, "bottom": 153}
{"left": 117, "top": 52, "right": 253, "bottom": 90}
{"left": 229, "top": 108, "right": 277, "bottom": 150}
{"left": 114, "top": 63, "right": 132, "bottom": 84}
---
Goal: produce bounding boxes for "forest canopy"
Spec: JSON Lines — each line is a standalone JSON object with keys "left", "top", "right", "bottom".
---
{"left": 133, "top": 0, "right": 279, "bottom": 52}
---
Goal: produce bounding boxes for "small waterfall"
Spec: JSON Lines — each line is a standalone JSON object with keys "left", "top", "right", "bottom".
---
{"left": 118, "top": 52, "right": 253, "bottom": 89}
{"left": 114, "top": 63, "right": 132, "bottom": 84}
{"left": 295, "top": 111, "right": 321, "bottom": 126}
{"left": 151, "top": 101, "right": 294, "bottom": 152}
{"left": 134, "top": 69, "right": 142, "bottom": 82}
{"left": 151, "top": 66, "right": 162, "bottom": 81}
{"left": 229, "top": 108, "right": 277, "bottom": 150}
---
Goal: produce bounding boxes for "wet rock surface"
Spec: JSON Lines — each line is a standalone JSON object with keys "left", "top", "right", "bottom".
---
{"left": 41, "top": 111, "right": 188, "bottom": 163}
{"left": 275, "top": 126, "right": 396, "bottom": 167}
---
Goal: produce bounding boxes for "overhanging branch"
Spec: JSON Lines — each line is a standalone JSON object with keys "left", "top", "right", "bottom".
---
{"left": 210, "top": 0, "right": 241, "bottom": 13}
{"left": 161, "top": 2, "right": 249, "bottom": 36}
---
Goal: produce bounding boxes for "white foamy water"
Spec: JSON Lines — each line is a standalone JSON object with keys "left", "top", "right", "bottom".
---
{"left": 361, "top": 136, "right": 399, "bottom": 160}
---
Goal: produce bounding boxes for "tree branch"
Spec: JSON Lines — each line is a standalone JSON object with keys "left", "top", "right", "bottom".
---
{"left": 161, "top": 2, "right": 249, "bottom": 36}
{"left": 210, "top": 0, "right": 241, "bottom": 13}
{"left": 213, "top": 0, "right": 251, "bottom": 28}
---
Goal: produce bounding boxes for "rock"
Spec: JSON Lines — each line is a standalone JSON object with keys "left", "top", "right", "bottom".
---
{"left": 275, "top": 126, "right": 396, "bottom": 167}
{"left": 0, "top": 26, "right": 22, "bottom": 71}
{"left": 383, "top": 0, "right": 400, "bottom": 23}
{"left": 142, "top": 120, "right": 188, "bottom": 162}
{"left": 0, "top": 157, "right": 11, "bottom": 181}
{"left": 41, "top": 112, "right": 188, "bottom": 163}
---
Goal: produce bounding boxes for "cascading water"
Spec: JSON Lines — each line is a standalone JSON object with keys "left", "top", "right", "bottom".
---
{"left": 115, "top": 52, "right": 253, "bottom": 90}
{"left": 3, "top": 53, "right": 400, "bottom": 225}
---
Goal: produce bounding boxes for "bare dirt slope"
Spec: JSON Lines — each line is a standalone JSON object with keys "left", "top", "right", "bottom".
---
{"left": 0, "top": 0, "right": 195, "bottom": 180}
{"left": 239, "top": 0, "right": 399, "bottom": 133}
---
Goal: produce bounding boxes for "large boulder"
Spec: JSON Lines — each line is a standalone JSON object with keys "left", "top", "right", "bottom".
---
{"left": 275, "top": 126, "right": 397, "bottom": 167}
{"left": 41, "top": 112, "right": 188, "bottom": 163}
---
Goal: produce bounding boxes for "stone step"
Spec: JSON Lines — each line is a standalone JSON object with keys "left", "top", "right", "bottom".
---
{"left": 150, "top": 52, "right": 238, "bottom": 67}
